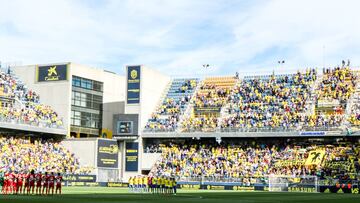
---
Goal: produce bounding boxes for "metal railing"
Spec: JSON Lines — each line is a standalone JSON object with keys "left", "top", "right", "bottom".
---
{"left": 177, "top": 175, "right": 360, "bottom": 187}
{"left": 0, "top": 115, "right": 64, "bottom": 129}
{"left": 142, "top": 125, "right": 344, "bottom": 134}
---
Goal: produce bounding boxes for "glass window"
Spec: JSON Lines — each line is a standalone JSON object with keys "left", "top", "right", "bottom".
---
{"left": 71, "top": 110, "right": 101, "bottom": 129}
{"left": 93, "top": 95, "right": 103, "bottom": 102}
{"left": 70, "top": 111, "right": 82, "bottom": 126}
{"left": 93, "top": 81, "right": 103, "bottom": 92}
{"left": 81, "top": 93, "right": 87, "bottom": 99}
{"left": 72, "top": 76, "right": 81, "bottom": 87}
{"left": 72, "top": 76, "right": 102, "bottom": 92}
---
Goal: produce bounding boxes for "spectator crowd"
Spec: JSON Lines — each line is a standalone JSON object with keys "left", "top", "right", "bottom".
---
{"left": 0, "top": 137, "right": 80, "bottom": 174}
{"left": 221, "top": 70, "right": 318, "bottom": 130}
{"left": 0, "top": 69, "right": 63, "bottom": 128}
{"left": 144, "top": 66, "right": 360, "bottom": 133}
{"left": 149, "top": 140, "right": 360, "bottom": 182}
{"left": 181, "top": 77, "right": 236, "bottom": 132}
{"left": 317, "top": 66, "right": 356, "bottom": 102}
{"left": 145, "top": 79, "right": 198, "bottom": 132}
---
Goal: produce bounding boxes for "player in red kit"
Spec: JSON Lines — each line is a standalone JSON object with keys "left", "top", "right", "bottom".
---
{"left": 13, "top": 172, "right": 18, "bottom": 194}
{"left": 42, "top": 172, "right": 49, "bottom": 195}
{"left": 48, "top": 172, "right": 55, "bottom": 195}
{"left": 23, "top": 171, "right": 30, "bottom": 195}
{"left": 15, "top": 171, "right": 23, "bottom": 195}
{"left": 35, "top": 172, "right": 42, "bottom": 195}
{"left": 28, "top": 170, "right": 36, "bottom": 195}
{"left": 2, "top": 172, "right": 9, "bottom": 194}
{"left": 55, "top": 173, "right": 63, "bottom": 195}
{"left": 8, "top": 171, "right": 15, "bottom": 194}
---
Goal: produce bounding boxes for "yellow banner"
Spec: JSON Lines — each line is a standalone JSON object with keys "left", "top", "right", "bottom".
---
{"left": 305, "top": 150, "right": 325, "bottom": 166}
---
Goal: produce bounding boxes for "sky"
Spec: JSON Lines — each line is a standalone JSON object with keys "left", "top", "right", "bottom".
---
{"left": 1, "top": 0, "right": 360, "bottom": 77}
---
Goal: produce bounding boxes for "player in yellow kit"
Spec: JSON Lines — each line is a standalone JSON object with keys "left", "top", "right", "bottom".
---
{"left": 138, "top": 176, "right": 143, "bottom": 193}
{"left": 171, "top": 177, "right": 177, "bottom": 195}
{"left": 143, "top": 176, "right": 148, "bottom": 193}
{"left": 133, "top": 176, "right": 139, "bottom": 192}
{"left": 165, "top": 177, "right": 170, "bottom": 194}
{"left": 161, "top": 176, "right": 166, "bottom": 193}
{"left": 152, "top": 176, "right": 157, "bottom": 194}
{"left": 128, "top": 177, "right": 134, "bottom": 192}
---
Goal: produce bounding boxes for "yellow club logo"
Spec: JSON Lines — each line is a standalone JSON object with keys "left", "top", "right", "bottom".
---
{"left": 130, "top": 69, "right": 138, "bottom": 79}
{"left": 110, "top": 145, "right": 119, "bottom": 154}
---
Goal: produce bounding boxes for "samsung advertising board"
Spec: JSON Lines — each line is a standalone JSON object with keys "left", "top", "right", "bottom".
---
{"left": 97, "top": 139, "right": 119, "bottom": 168}
{"left": 36, "top": 64, "right": 68, "bottom": 82}
{"left": 127, "top": 66, "right": 141, "bottom": 104}
{"left": 125, "top": 142, "right": 139, "bottom": 171}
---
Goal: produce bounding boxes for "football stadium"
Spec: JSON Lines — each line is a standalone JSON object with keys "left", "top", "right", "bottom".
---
{"left": 0, "top": 63, "right": 360, "bottom": 203}
{"left": 1, "top": 0, "right": 360, "bottom": 203}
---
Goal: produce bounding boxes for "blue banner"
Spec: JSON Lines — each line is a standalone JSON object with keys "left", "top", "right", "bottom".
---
{"left": 127, "top": 66, "right": 141, "bottom": 104}
{"left": 299, "top": 131, "right": 326, "bottom": 136}
{"left": 125, "top": 142, "right": 138, "bottom": 171}
{"left": 37, "top": 64, "right": 68, "bottom": 82}
{"left": 97, "top": 139, "right": 119, "bottom": 168}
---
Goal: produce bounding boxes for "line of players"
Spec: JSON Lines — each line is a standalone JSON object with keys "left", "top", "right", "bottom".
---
{"left": 128, "top": 176, "right": 177, "bottom": 195}
{"left": 1, "top": 170, "right": 62, "bottom": 195}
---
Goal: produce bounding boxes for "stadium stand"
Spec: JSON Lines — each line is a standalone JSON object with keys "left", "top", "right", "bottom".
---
{"left": 0, "top": 68, "right": 63, "bottom": 129}
{"left": 144, "top": 78, "right": 199, "bottom": 132}
{"left": 148, "top": 139, "right": 360, "bottom": 183}
{"left": 142, "top": 66, "right": 360, "bottom": 133}
{"left": 349, "top": 102, "right": 360, "bottom": 126}
{"left": 181, "top": 76, "right": 237, "bottom": 132}
{"left": 346, "top": 70, "right": 360, "bottom": 128}
{"left": 0, "top": 137, "right": 80, "bottom": 174}
{"left": 221, "top": 69, "right": 317, "bottom": 131}
{"left": 317, "top": 66, "right": 356, "bottom": 102}
{"left": 312, "top": 66, "right": 357, "bottom": 130}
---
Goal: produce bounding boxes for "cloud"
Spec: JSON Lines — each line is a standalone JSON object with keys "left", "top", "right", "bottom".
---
{"left": 0, "top": 0, "right": 359, "bottom": 76}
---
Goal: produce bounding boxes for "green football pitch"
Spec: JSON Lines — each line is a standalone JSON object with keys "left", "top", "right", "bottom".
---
{"left": 1, "top": 187, "right": 360, "bottom": 203}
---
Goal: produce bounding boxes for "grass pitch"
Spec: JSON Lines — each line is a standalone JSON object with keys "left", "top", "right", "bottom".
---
{"left": 1, "top": 187, "right": 360, "bottom": 203}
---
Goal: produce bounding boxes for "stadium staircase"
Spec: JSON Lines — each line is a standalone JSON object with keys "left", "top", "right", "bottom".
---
{"left": 305, "top": 75, "right": 322, "bottom": 115}
{"left": 176, "top": 79, "right": 201, "bottom": 132}
{"left": 217, "top": 78, "right": 240, "bottom": 129}
{"left": 191, "top": 76, "right": 237, "bottom": 132}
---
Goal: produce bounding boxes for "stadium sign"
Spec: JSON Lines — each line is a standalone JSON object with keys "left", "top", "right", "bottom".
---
{"left": 125, "top": 142, "right": 139, "bottom": 171}
{"left": 64, "top": 182, "right": 104, "bottom": 187}
{"left": 107, "top": 182, "right": 129, "bottom": 187}
{"left": 97, "top": 139, "right": 119, "bottom": 168}
{"left": 36, "top": 64, "right": 68, "bottom": 82}
{"left": 299, "top": 131, "right": 326, "bottom": 136}
{"left": 232, "top": 186, "right": 255, "bottom": 191}
{"left": 63, "top": 174, "right": 96, "bottom": 182}
{"left": 127, "top": 66, "right": 141, "bottom": 104}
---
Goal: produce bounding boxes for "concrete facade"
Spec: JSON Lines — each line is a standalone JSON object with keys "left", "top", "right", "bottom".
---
{"left": 12, "top": 62, "right": 126, "bottom": 137}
